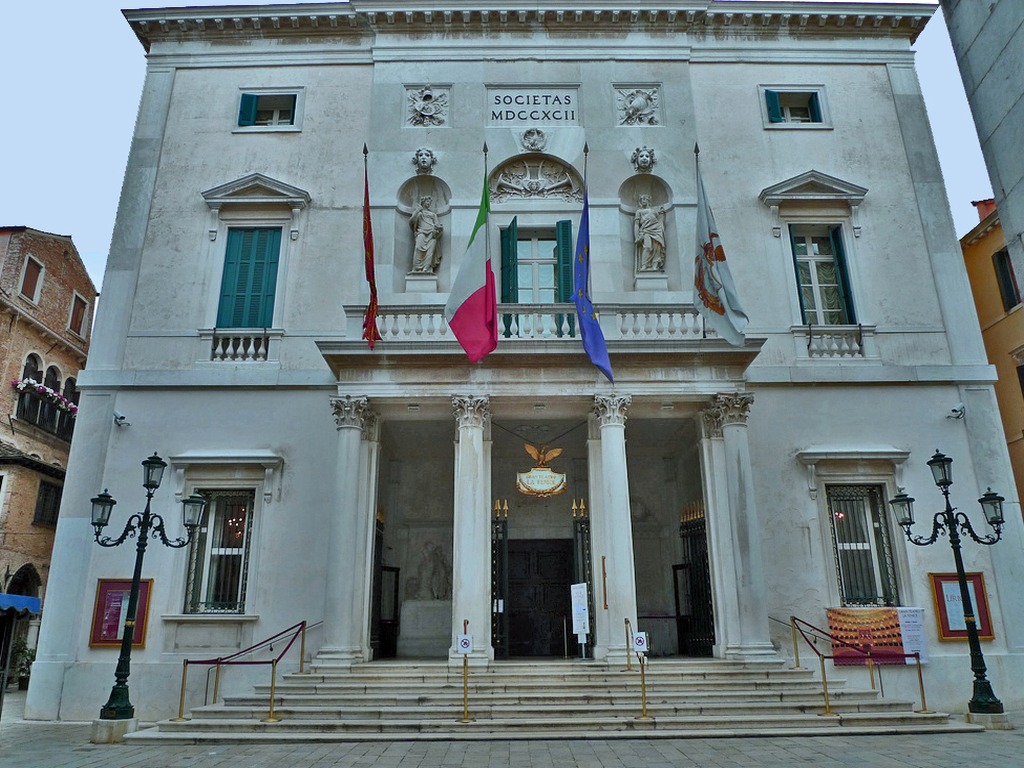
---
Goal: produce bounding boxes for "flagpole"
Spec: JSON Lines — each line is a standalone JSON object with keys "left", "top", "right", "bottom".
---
{"left": 482, "top": 141, "right": 490, "bottom": 267}
{"left": 582, "top": 142, "right": 590, "bottom": 294}
{"left": 694, "top": 142, "right": 707, "bottom": 339}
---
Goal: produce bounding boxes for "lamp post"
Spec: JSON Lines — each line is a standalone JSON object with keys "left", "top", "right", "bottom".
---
{"left": 888, "top": 449, "right": 1005, "bottom": 715}
{"left": 90, "top": 453, "right": 207, "bottom": 720}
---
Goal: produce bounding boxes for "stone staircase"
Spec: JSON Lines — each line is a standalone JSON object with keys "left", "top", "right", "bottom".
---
{"left": 126, "top": 657, "right": 978, "bottom": 743}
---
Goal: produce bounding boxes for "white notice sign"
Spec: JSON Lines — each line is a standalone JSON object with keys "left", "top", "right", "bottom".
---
{"left": 897, "top": 607, "right": 927, "bottom": 664}
{"left": 457, "top": 634, "right": 473, "bottom": 655}
{"left": 632, "top": 631, "right": 649, "bottom": 654}
{"left": 571, "top": 583, "right": 589, "bottom": 636}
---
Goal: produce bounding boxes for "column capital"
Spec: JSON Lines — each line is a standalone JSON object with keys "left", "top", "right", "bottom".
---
{"left": 331, "top": 395, "right": 370, "bottom": 430}
{"left": 700, "top": 406, "right": 724, "bottom": 439}
{"left": 710, "top": 392, "right": 754, "bottom": 426}
{"left": 593, "top": 394, "right": 632, "bottom": 426}
{"left": 361, "top": 410, "right": 381, "bottom": 441}
{"left": 452, "top": 395, "right": 489, "bottom": 428}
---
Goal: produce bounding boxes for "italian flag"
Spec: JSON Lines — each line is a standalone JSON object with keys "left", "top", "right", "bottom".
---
{"left": 444, "top": 175, "right": 496, "bottom": 362}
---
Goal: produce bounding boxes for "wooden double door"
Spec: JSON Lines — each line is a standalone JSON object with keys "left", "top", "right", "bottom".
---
{"left": 506, "top": 539, "right": 574, "bottom": 657}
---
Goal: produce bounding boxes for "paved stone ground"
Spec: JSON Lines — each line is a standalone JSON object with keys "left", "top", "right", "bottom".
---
{"left": 4, "top": 690, "right": 1024, "bottom": 768}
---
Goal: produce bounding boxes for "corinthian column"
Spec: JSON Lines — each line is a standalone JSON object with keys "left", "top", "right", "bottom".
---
{"left": 322, "top": 395, "right": 375, "bottom": 661}
{"left": 590, "top": 394, "right": 638, "bottom": 664}
{"left": 450, "top": 395, "right": 493, "bottom": 664}
{"left": 710, "top": 393, "right": 774, "bottom": 657}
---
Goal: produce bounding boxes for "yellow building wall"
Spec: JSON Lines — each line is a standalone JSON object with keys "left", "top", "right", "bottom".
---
{"left": 962, "top": 216, "right": 1024, "bottom": 506}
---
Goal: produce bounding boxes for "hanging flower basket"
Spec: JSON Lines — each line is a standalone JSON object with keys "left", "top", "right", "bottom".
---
{"left": 11, "top": 378, "right": 78, "bottom": 415}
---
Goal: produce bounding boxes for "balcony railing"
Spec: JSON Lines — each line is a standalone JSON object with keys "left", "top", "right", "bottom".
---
{"left": 369, "top": 303, "right": 712, "bottom": 344}
{"left": 795, "top": 324, "right": 877, "bottom": 359}
{"left": 201, "top": 329, "right": 283, "bottom": 362}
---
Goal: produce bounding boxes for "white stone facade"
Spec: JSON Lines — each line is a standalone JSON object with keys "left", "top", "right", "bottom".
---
{"left": 26, "top": 1, "right": 1024, "bottom": 722}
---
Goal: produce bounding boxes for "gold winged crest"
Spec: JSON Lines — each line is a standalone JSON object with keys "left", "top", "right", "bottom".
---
{"left": 524, "top": 443, "right": 563, "bottom": 468}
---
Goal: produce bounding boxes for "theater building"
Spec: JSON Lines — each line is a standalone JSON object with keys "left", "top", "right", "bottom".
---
{"left": 26, "top": 0, "right": 1024, "bottom": 721}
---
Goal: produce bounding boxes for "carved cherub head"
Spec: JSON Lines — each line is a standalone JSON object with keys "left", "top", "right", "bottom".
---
{"left": 631, "top": 145, "right": 656, "bottom": 173}
{"left": 413, "top": 147, "right": 437, "bottom": 174}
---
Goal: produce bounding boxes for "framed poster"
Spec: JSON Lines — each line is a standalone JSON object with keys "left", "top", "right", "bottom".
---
{"left": 89, "top": 579, "right": 153, "bottom": 648}
{"left": 929, "top": 572, "right": 993, "bottom": 641}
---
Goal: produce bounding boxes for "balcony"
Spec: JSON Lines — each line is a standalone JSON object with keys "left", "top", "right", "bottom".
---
{"left": 367, "top": 303, "right": 712, "bottom": 345}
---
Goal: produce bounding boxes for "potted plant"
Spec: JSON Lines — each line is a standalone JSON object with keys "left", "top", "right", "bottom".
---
{"left": 10, "top": 637, "right": 34, "bottom": 690}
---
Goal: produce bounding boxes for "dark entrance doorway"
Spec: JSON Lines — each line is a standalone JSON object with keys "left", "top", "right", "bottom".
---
{"left": 507, "top": 539, "right": 573, "bottom": 657}
{"left": 675, "top": 514, "right": 714, "bottom": 656}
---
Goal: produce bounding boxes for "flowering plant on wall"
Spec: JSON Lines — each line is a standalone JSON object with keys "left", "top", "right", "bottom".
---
{"left": 10, "top": 378, "right": 78, "bottom": 415}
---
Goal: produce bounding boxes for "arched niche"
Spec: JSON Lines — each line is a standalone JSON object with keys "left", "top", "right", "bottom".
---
{"left": 489, "top": 153, "right": 583, "bottom": 204}
{"left": 396, "top": 176, "right": 453, "bottom": 285}
{"left": 618, "top": 175, "right": 675, "bottom": 281}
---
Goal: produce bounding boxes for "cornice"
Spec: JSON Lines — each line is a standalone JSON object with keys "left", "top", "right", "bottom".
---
{"left": 124, "top": 2, "right": 936, "bottom": 51}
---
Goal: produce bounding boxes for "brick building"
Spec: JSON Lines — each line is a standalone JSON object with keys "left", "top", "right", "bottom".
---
{"left": 0, "top": 227, "right": 96, "bottom": 644}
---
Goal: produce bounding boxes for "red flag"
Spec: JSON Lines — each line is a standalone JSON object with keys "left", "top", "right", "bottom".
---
{"left": 362, "top": 148, "right": 381, "bottom": 349}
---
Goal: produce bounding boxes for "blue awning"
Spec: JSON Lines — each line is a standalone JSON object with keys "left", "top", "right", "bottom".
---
{"left": 0, "top": 593, "right": 41, "bottom": 615}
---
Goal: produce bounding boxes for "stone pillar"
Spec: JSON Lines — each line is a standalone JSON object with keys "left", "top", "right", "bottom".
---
{"left": 322, "top": 395, "right": 373, "bottom": 662}
{"left": 590, "top": 395, "right": 638, "bottom": 664}
{"left": 450, "top": 395, "right": 493, "bottom": 664}
{"left": 354, "top": 410, "right": 382, "bottom": 660}
{"left": 711, "top": 393, "right": 775, "bottom": 657}
{"left": 697, "top": 404, "right": 740, "bottom": 657}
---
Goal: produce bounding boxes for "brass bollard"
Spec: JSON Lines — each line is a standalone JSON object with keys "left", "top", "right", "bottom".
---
{"left": 262, "top": 658, "right": 281, "bottom": 723}
{"left": 173, "top": 659, "right": 189, "bottom": 721}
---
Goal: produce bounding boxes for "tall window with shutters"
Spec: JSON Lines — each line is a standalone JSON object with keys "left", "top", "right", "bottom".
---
{"left": 216, "top": 228, "right": 282, "bottom": 329}
{"left": 826, "top": 485, "right": 900, "bottom": 607}
{"left": 185, "top": 489, "right": 256, "bottom": 614}
{"left": 789, "top": 224, "right": 855, "bottom": 326}
{"left": 499, "top": 219, "right": 574, "bottom": 337}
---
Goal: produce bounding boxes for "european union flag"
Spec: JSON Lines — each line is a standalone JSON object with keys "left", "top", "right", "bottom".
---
{"left": 573, "top": 186, "right": 614, "bottom": 383}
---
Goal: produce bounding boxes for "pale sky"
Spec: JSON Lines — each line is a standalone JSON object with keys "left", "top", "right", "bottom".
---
{"left": 0, "top": 1, "right": 991, "bottom": 287}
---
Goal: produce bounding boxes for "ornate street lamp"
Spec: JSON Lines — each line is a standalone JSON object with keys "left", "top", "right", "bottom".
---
{"left": 91, "top": 453, "right": 207, "bottom": 720}
{"left": 889, "top": 450, "right": 1005, "bottom": 715}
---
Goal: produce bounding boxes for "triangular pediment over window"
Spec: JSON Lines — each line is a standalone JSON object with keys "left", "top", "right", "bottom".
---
{"left": 202, "top": 173, "right": 311, "bottom": 210}
{"left": 202, "top": 173, "right": 311, "bottom": 241}
{"left": 758, "top": 170, "right": 867, "bottom": 207}
{"left": 759, "top": 170, "right": 867, "bottom": 237}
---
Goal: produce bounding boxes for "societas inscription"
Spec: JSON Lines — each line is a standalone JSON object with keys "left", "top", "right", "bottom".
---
{"left": 488, "top": 87, "right": 579, "bottom": 125}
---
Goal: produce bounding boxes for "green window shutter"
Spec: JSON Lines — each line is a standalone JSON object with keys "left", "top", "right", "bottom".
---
{"left": 828, "top": 225, "right": 855, "bottom": 324}
{"left": 500, "top": 217, "right": 518, "bottom": 303}
{"left": 238, "top": 93, "right": 258, "bottom": 126}
{"left": 766, "top": 90, "right": 782, "bottom": 123}
{"left": 809, "top": 92, "right": 823, "bottom": 123}
{"left": 217, "top": 228, "right": 281, "bottom": 328}
{"left": 787, "top": 225, "right": 809, "bottom": 322}
{"left": 555, "top": 220, "right": 573, "bottom": 303}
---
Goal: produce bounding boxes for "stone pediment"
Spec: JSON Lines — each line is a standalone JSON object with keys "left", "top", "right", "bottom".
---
{"left": 758, "top": 170, "right": 867, "bottom": 207}
{"left": 202, "top": 174, "right": 311, "bottom": 241}
{"left": 202, "top": 173, "right": 311, "bottom": 210}
{"left": 759, "top": 170, "right": 867, "bottom": 237}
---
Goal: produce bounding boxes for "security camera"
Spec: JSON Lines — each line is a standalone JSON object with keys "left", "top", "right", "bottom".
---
{"left": 113, "top": 411, "right": 131, "bottom": 427}
{"left": 948, "top": 403, "right": 965, "bottom": 420}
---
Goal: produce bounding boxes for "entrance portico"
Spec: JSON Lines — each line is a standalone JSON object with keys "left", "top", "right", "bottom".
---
{"left": 317, "top": 330, "right": 774, "bottom": 666}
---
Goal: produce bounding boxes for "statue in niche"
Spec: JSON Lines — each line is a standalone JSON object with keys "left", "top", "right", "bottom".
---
{"left": 631, "top": 145, "right": 656, "bottom": 174}
{"left": 407, "top": 86, "right": 448, "bottom": 126}
{"left": 412, "top": 147, "right": 437, "bottom": 175}
{"left": 410, "top": 195, "right": 443, "bottom": 273}
{"left": 415, "top": 542, "right": 452, "bottom": 600}
{"left": 634, "top": 194, "right": 667, "bottom": 272}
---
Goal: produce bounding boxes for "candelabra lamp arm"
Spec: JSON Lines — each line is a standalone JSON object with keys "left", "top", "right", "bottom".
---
{"left": 955, "top": 512, "right": 1002, "bottom": 546}
{"left": 94, "top": 514, "right": 143, "bottom": 548}
{"left": 150, "top": 513, "right": 194, "bottom": 549}
{"left": 903, "top": 513, "right": 945, "bottom": 547}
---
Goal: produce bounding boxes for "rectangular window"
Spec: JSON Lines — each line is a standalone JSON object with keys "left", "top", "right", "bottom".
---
{"left": 789, "top": 224, "right": 855, "bottom": 325}
{"left": 826, "top": 485, "right": 899, "bottom": 606}
{"left": 993, "top": 248, "right": 1020, "bottom": 312}
{"left": 499, "top": 219, "right": 574, "bottom": 336}
{"left": 33, "top": 480, "right": 63, "bottom": 527}
{"left": 236, "top": 90, "right": 303, "bottom": 130}
{"left": 69, "top": 294, "right": 89, "bottom": 336}
{"left": 185, "top": 490, "right": 255, "bottom": 613}
{"left": 216, "top": 228, "right": 282, "bottom": 328}
{"left": 762, "top": 86, "right": 829, "bottom": 128}
{"left": 20, "top": 256, "right": 43, "bottom": 301}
